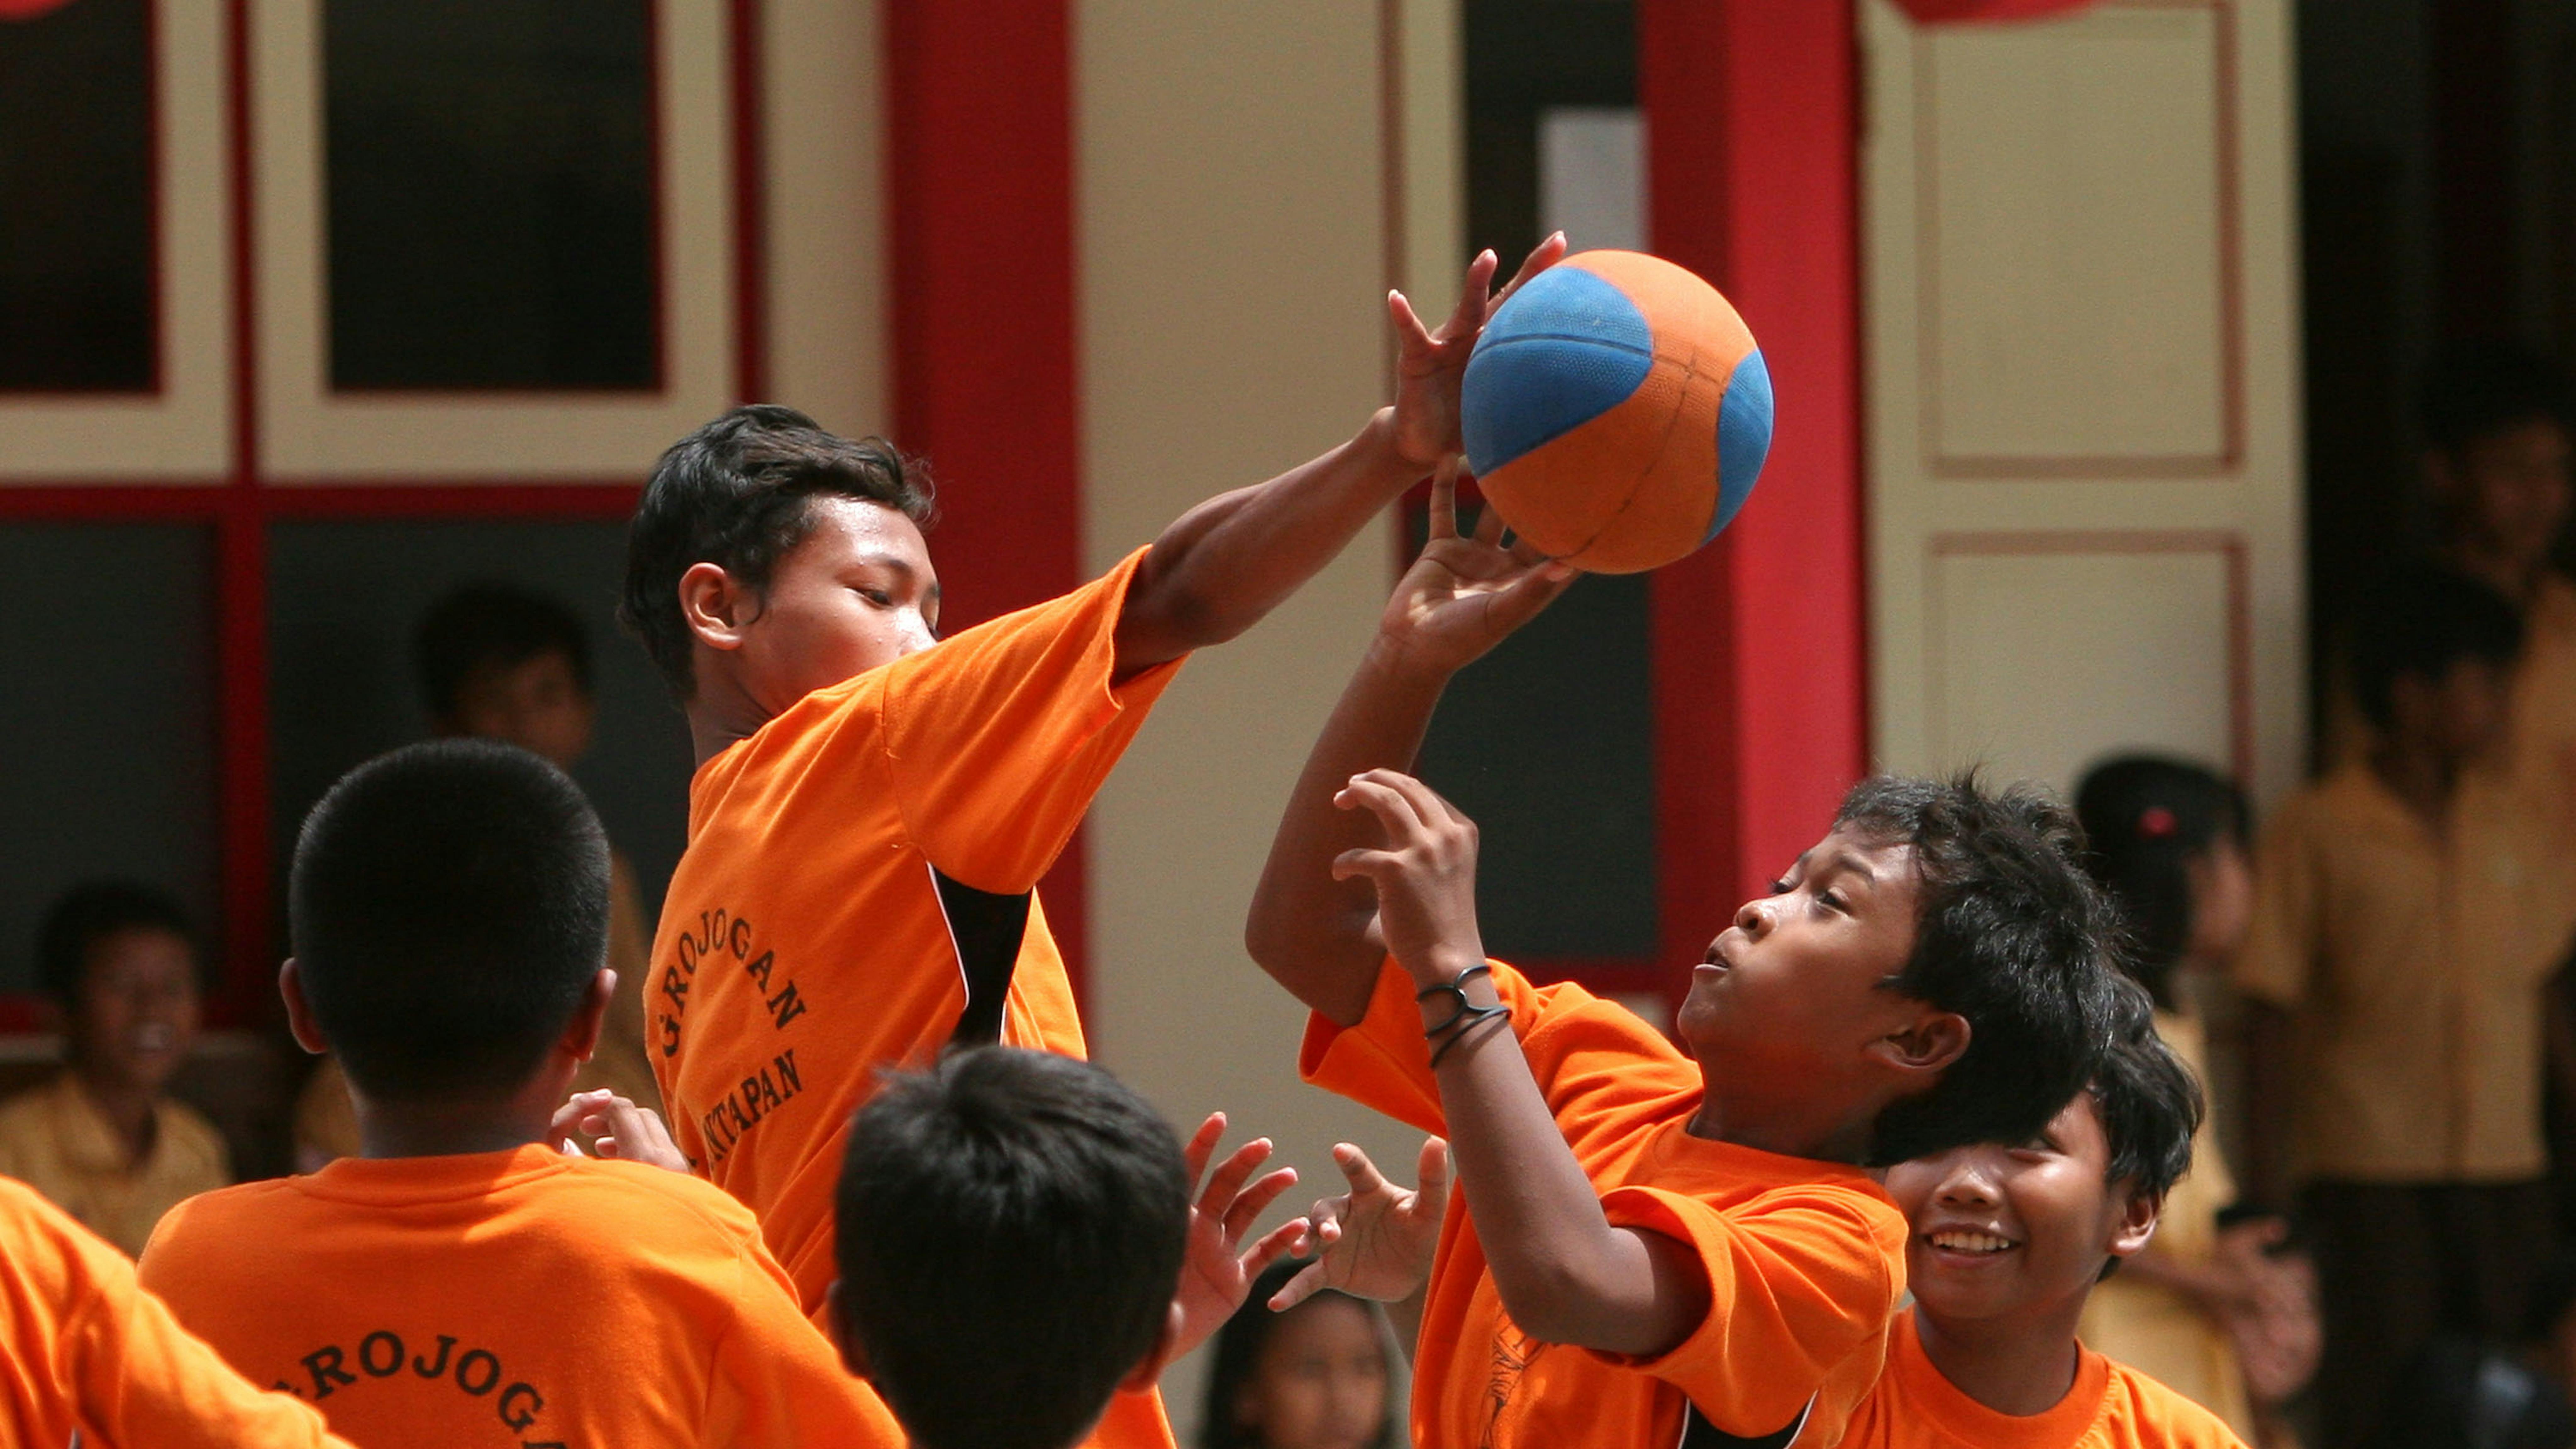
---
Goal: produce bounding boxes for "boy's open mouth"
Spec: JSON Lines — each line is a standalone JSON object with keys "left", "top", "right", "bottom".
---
{"left": 1923, "top": 1230, "right": 2019, "bottom": 1256}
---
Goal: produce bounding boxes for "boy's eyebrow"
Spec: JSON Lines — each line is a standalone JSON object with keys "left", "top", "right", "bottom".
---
{"left": 1824, "top": 849, "right": 1879, "bottom": 885}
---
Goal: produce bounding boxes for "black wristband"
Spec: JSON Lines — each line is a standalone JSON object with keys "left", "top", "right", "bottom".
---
{"left": 1429, "top": 1005, "right": 1510, "bottom": 1068}
{"left": 1414, "top": 962, "right": 1494, "bottom": 1034}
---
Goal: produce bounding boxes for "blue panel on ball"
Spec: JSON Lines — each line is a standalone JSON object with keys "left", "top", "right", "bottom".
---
{"left": 1708, "top": 348, "right": 1773, "bottom": 541}
{"left": 1461, "top": 266, "right": 1653, "bottom": 474}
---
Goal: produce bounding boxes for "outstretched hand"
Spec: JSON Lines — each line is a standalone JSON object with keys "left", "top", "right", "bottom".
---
{"left": 1274, "top": 1137, "right": 1449, "bottom": 1310}
{"left": 1379, "top": 457, "right": 1577, "bottom": 675}
{"left": 551, "top": 1089, "right": 691, "bottom": 1174}
{"left": 1170, "top": 1113, "right": 1313, "bottom": 1358}
{"left": 1389, "top": 234, "right": 1569, "bottom": 468}
{"left": 1333, "top": 769, "right": 1486, "bottom": 986}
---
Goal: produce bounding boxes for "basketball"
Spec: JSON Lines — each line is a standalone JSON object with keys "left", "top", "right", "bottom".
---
{"left": 1459, "top": 250, "right": 1773, "bottom": 574}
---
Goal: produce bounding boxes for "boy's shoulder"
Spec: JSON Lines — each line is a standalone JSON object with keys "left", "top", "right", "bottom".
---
{"left": 2094, "top": 1354, "right": 2250, "bottom": 1448}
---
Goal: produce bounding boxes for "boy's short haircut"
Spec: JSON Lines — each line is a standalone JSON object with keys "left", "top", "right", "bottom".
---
{"left": 621, "top": 405, "right": 936, "bottom": 699}
{"left": 836, "top": 1047, "right": 1190, "bottom": 1449}
{"left": 34, "top": 880, "right": 206, "bottom": 1005}
{"left": 2088, "top": 977, "right": 2202, "bottom": 1201}
{"left": 2422, "top": 340, "right": 2567, "bottom": 457}
{"left": 289, "top": 740, "right": 609, "bottom": 1103}
{"left": 415, "top": 583, "right": 593, "bottom": 719}
{"left": 1836, "top": 773, "right": 2124, "bottom": 1167}
{"left": 2350, "top": 565, "right": 2525, "bottom": 731}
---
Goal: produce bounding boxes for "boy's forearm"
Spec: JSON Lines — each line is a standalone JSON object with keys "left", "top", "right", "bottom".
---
{"left": 1114, "top": 410, "right": 1420, "bottom": 672}
{"left": 1427, "top": 976, "right": 1706, "bottom": 1356}
{"left": 1245, "top": 643, "right": 1455, "bottom": 1024}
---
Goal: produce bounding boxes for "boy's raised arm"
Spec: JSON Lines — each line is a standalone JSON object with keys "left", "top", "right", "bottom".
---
{"left": 1242, "top": 465, "right": 1572, "bottom": 1023}
{"left": 1111, "top": 236, "right": 1566, "bottom": 675}
{"left": 1331, "top": 769, "right": 1710, "bottom": 1356}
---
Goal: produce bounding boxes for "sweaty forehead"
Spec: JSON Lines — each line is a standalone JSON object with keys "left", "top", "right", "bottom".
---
{"left": 793, "top": 495, "right": 936, "bottom": 572}
{"left": 1810, "top": 827, "right": 1918, "bottom": 885}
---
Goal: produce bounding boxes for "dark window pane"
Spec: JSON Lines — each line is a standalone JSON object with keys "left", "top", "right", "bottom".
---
{"left": 1409, "top": 503, "right": 1659, "bottom": 960}
{"left": 0, "top": 525, "right": 215, "bottom": 993}
{"left": 267, "top": 521, "right": 692, "bottom": 936}
{"left": 0, "top": 0, "right": 155, "bottom": 391}
{"left": 325, "top": 1, "right": 657, "bottom": 390}
{"left": 1465, "top": 0, "right": 1634, "bottom": 261}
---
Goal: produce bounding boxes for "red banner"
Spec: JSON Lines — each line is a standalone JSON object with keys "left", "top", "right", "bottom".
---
{"left": 0, "top": 0, "right": 77, "bottom": 19}
{"left": 1892, "top": 0, "right": 2095, "bottom": 21}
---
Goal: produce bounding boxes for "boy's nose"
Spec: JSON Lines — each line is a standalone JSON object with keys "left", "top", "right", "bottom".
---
{"left": 1735, "top": 897, "right": 1771, "bottom": 936}
{"left": 1936, "top": 1159, "right": 2001, "bottom": 1208}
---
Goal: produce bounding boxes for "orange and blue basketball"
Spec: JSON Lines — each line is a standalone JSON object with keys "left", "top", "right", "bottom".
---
{"left": 1460, "top": 250, "right": 1772, "bottom": 574}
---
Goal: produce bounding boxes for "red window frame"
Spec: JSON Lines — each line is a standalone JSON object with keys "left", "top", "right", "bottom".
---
{"left": 0, "top": 0, "right": 766, "bottom": 1032}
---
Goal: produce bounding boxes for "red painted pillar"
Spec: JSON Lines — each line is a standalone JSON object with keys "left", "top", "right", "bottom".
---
{"left": 880, "top": 1, "right": 1094, "bottom": 995}
{"left": 1639, "top": 1, "right": 1868, "bottom": 922}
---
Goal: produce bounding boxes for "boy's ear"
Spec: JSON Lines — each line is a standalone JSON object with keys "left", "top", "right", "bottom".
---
{"left": 678, "top": 561, "right": 757, "bottom": 654}
{"left": 558, "top": 969, "right": 616, "bottom": 1063}
{"left": 1871, "top": 1010, "right": 1970, "bottom": 1077}
{"left": 278, "top": 960, "right": 329, "bottom": 1056}
{"left": 826, "top": 1280, "right": 872, "bottom": 1380}
{"left": 1119, "top": 1300, "right": 1186, "bottom": 1394}
{"left": 2107, "top": 1185, "right": 2162, "bottom": 1262}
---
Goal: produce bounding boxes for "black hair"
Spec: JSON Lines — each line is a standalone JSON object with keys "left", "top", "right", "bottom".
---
{"left": 2423, "top": 340, "right": 2568, "bottom": 459}
{"left": 2087, "top": 978, "right": 2203, "bottom": 1202}
{"left": 1199, "top": 1261, "right": 1398, "bottom": 1449}
{"left": 621, "top": 405, "right": 935, "bottom": 699}
{"left": 34, "top": 880, "right": 207, "bottom": 1006}
{"left": 415, "top": 583, "right": 593, "bottom": 722}
{"left": 2349, "top": 565, "right": 2525, "bottom": 731}
{"left": 2073, "top": 755, "right": 2248, "bottom": 1008}
{"left": 289, "top": 740, "right": 609, "bottom": 1103}
{"left": 1835, "top": 773, "right": 2125, "bottom": 1167}
{"left": 836, "top": 1048, "right": 1189, "bottom": 1449}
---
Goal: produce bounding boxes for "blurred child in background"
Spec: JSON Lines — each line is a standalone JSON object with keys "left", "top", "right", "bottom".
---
{"left": 0, "top": 880, "right": 228, "bottom": 1256}
{"left": 2235, "top": 566, "right": 2576, "bottom": 1449}
{"left": 2075, "top": 757, "right": 2319, "bottom": 1440}
{"left": 1200, "top": 1260, "right": 1400, "bottom": 1449}
{"left": 294, "top": 583, "right": 659, "bottom": 1166}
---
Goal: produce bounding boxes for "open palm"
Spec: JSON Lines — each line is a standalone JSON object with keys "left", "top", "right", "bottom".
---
{"left": 1380, "top": 459, "right": 1578, "bottom": 674}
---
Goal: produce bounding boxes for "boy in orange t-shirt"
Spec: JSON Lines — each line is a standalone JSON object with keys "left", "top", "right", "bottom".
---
{"left": 619, "top": 234, "right": 1565, "bottom": 1397}
{"left": 1848, "top": 989, "right": 2247, "bottom": 1448}
{"left": 1243, "top": 473, "right": 2127, "bottom": 1446}
{"left": 0, "top": 1174, "right": 356, "bottom": 1448}
{"left": 139, "top": 741, "right": 901, "bottom": 1449}
{"left": 830, "top": 1047, "right": 1202, "bottom": 1449}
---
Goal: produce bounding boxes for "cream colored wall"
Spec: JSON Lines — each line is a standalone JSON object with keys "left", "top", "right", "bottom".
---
{"left": 1076, "top": 1, "right": 1458, "bottom": 1437}
{"left": 764, "top": 0, "right": 888, "bottom": 436}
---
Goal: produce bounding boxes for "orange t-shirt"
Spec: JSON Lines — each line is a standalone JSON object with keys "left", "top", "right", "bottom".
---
{"left": 0, "top": 1175, "right": 352, "bottom": 1449}
{"left": 1302, "top": 959, "right": 1910, "bottom": 1448}
{"left": 1840, "top": 1310, "right": 2247, "bottom": 1448}
{"left": 136, "top": 1145, "right": 902, "bottom": 1449}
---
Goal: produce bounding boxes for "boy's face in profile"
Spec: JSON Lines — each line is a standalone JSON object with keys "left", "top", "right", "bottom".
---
{"left": 1883, "top": 1088, "right": 2154, "bottom": 1329}
{"left": 725, "top": 496, "right": 941, "bottom": 709}
{"left": 445, "top": 649, "right": 596, "bottom": 771}
{"left": 65, "top": 927, "right": 201, "bottom": 1097}
{"left": 2441, "top": 415, "right": 2571, "bottom": 574}
{"left": 1678, "top": 828, "right": 1922, "bottom": 1084}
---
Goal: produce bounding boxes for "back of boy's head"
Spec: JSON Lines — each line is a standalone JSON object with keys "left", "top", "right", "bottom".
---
{"left": 289, "top": 739, "right": 608, "bottom": 1104}
{"left": 2423, "top": 340, "right": 2567, "bottom": 460}
{"left": 2350, "top": 565, "right": 2524, "bottom": 731}
{"left": 2088, "top": 978, "right": 2201, "bottom": 1203}
{"left": 415, "top": 583, "right": 593, "bottom": 720}
{"left": 2073, "top": 755, "right": 2247, "bottom": 1002}
{"left": 621, "top": 405, "right": 935, "bottom": 700}
{"left": 35, "top": 879, "right": 204, "bottom": 1006}
{"left": 1836, "top": 773, "right": 2124, "bottom": 1167}
{"left": 836, "top": 1047, "right": 1190, "bottom": 1449}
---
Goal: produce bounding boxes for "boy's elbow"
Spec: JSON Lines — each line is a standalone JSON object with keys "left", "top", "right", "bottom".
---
{"left": 1488, "top": 1253, "right": 1615, "bottom": 1349}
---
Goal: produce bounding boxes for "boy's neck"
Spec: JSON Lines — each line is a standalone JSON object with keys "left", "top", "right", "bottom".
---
{"left": 1685, "top": 1068, "right": 1874, "bottom": 1164}
{"left": 2446, "top": 538, "right": 2548, "bottom": 604}
{"left": 350, "top": 1080, "right": 566, "bottom": 1161}
{"left": 2367, "top": 737, "right": 2455, "bottom": 827}
{"left": 67, "top": 1066, "right": 159, "bottom": 1165}
{"left": 1910, "top": 1298, "right": 2085, "bottom": 1417}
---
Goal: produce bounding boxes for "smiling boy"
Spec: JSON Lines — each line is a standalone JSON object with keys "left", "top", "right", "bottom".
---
{"left": 1848, "top": 992, "right": 2245, "bottom": 1446}
{"left": 1243, "top": 473, "right": 2125, "bottom": 1446}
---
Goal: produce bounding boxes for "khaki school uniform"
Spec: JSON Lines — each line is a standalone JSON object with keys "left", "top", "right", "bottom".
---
{"left": 0, "top": 1071, "right": 230, "bottom": 1258}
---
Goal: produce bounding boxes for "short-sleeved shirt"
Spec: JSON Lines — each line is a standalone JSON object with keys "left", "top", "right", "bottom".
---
{"left": 0, "top": 1071, "right": 231, "bottom": 1258}
{"left": 2076, "top": 1010, "right": 2252, "bottom": 1434}
{"left": 1839, "top": 1310, "right": 2246, "bottom": 1448}
{"left": 0, "top": 1175, "right": 354, "bottom": 1449}
{"left": 1302, "top": 958, "right": 1909, "bottom": 1448}
{"left": 137, "top": 1144, "right": 902, "bottom": 1449}
{"left": 2231, "top": 762, "right": 2576, "bottom": 1181}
